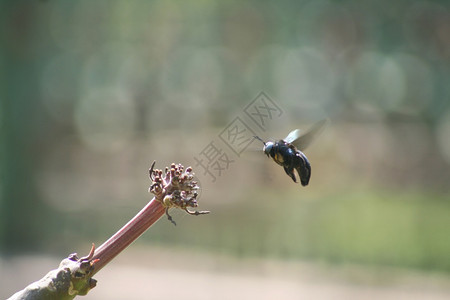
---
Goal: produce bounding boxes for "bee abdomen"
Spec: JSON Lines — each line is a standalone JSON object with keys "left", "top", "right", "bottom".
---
{"left": 295, "top": 151, "right": 311, "bottom": 186}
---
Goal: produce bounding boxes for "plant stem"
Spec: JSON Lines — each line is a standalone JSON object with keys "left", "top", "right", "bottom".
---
{"left": 91, "top": 197, "right": 165, "bottom": 275}
{"left": 8, "top": 162, "right": 209, "bottom": 299}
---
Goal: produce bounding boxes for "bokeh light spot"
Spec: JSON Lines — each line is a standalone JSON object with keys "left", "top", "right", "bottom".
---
{"left": 74, "top": 89, "right": 136, "bottom": 152}
{"left": 274, "top": 47, "right": 335, "bottom": 112}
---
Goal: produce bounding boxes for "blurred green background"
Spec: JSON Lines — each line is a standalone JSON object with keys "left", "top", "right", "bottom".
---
{"left": 1, "top": 0, "right": 450, "bottom": 298}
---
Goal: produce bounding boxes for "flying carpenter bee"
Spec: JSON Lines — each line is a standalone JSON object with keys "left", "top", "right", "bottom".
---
{"left": 254, "top": 119, "right": 328, "bottom": 186}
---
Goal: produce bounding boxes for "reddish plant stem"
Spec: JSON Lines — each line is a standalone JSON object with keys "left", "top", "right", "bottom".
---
{"left": 91, "top": 198, "right": 165, "bottom": 275}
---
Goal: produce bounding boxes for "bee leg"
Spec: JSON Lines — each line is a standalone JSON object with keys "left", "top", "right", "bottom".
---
{"left": 283, "top": 166, "right": 297, "bottom": 183}
{"left": 165, "top": 207, "right": 177, "bottom": 226}
{"left": 295, "top": 152, "right": 311, "bottom": 186}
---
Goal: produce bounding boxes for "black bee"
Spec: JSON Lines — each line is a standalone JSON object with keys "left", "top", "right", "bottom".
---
{"left": 254, "top": 119, "right": 328, "bottom": 186}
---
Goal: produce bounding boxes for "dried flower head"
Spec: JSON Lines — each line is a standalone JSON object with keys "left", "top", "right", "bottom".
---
{"left": 148, "top": 161, "right": 209, "bottom": 225}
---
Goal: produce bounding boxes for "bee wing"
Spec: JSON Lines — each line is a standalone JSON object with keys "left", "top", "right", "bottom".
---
{"left": 289, "top": 119, "right": 329, "bottom": 151}
{"left": 284, "top": 129, "right": 302, "bottom": 144}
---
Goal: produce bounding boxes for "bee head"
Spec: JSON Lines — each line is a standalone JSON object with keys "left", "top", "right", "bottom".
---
{"left": 263, "top": 142, "right": 274, "bottom": 157}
